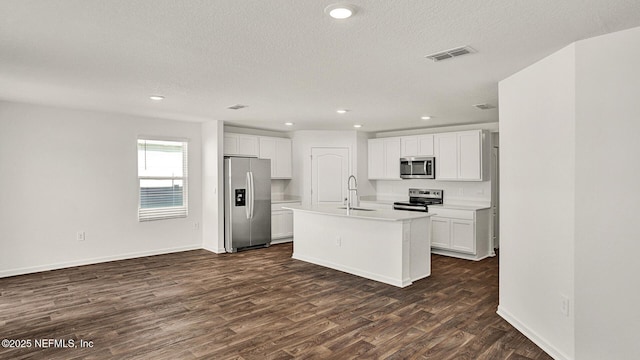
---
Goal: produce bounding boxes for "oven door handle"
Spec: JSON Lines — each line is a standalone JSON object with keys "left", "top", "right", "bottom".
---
{"left": 393, "top": 204, "right": 427, "bottom": 211}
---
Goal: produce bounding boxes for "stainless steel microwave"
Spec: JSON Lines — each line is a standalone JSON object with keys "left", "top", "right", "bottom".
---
{"left": 400, "top": 157, "right": 435, "bottom": 179}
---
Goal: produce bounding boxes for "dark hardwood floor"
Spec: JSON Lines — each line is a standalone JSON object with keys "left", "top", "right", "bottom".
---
{"left": 0, "top": 243, "right": 551, "bottom": 359}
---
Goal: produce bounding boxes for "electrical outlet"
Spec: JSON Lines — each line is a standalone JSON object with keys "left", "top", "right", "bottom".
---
{"left": 193, "top": 222, "right": 200, "bottom": 230}
{"left": 77, "top": 231, "right": 85, "bottom": 241}
{"left": 336, "top": 236, "right": 342, "bottom": 247}
{"left": 560, "top": 295, "right": 570, "bottom": 317}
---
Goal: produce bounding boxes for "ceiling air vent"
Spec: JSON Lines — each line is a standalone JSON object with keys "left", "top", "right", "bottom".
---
{"left": 227, "top": 104, "right": 248, "bottom": 110}
{"left": 425, "top": 46, "right": 476, "bottom": 62}
{"left": 473, "top": 103, "right": 495, "bottom": 110}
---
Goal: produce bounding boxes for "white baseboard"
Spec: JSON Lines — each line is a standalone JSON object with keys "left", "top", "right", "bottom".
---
{"left": 430, "top": 248, "right": 492, "bottom": 261}
{"left": 497, "top": 305, "right": 572, "bottom": 360}
{"left": 0, "top": 244, "right": 201, "bottom": 278}
{"left": 292, "top": 253, "right": 411, "bottom": 287}
{"left": 202, "top": 245, "right": 226, "bottom": 254}
{"left": 271, "top": 238, "right": 293, "bottom": 245}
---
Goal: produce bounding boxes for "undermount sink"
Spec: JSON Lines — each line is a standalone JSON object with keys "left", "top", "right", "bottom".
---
{"left": 337, "top": 207, "right": 376, "bottom": 211}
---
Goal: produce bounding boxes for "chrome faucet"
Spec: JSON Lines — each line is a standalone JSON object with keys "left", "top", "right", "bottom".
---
{"left": 346, "top": 175, "right": 358, "bottom": 211}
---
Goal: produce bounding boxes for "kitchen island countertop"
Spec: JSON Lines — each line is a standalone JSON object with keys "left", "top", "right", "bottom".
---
{"left": 282, "top": 204, "right": 433, "bottom": 222}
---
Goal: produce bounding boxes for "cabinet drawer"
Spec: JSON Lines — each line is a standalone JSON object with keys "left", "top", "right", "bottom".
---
{"left": 428, "top": 207, "right": 474, "bottom": 220}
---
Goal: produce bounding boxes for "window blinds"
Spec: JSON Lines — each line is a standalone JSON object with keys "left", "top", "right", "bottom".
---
{"left": 137, "top": 139, "right": 188, "bottom": 221}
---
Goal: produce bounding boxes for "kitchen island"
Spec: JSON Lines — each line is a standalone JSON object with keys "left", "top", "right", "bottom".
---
{"left": 283, "top": 204, "right": 433, "bottom": 287}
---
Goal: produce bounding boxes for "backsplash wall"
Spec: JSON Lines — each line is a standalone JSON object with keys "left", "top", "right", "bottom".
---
{"left": 373, "top": 179, "right": 491, "bottom": 204}
{"left": 271, "top": 179, "right": 290, "bottom": 198}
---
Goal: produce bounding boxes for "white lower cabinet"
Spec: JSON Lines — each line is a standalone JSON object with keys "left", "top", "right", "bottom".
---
{"left": 272, "top": 211, "right": 293, "bottom": 239}
{"left": 451, "top": 219, "right": 475, "bottom": 253}
{"left": 271, "top": 202, "right": 300, "bottom": 243}
{"left": 430, "top": 207, "right": 492, "bottom": 260}
{"left": 431, "top": 217, "right": 452, "bottom": 249}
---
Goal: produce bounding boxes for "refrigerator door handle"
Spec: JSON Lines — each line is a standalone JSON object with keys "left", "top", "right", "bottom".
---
{"left": 249, "top": 171, "right": 255, "bottom": 219}
{"left": 245, "top": 172, "right": 251, "bottom": 219}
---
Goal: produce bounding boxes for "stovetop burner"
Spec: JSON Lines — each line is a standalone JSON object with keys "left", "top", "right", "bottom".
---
{"left": 393, "top": 188, "right": 443, "bottom": 212}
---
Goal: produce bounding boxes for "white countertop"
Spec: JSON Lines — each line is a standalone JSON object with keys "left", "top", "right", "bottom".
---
{"left": 271, "top": 196, "right": 301, "bottom": 204}
{"left": 360, "top": 200, "right": 490, "bottom": 211}
{"left": 429, "top": 204, "right": 491, "bottom": 211}
{"left": 271, "top": 199, "right": 302, "bottom": 204}
{"left": 282, "top": 204, "right": 433, "bottom": 222}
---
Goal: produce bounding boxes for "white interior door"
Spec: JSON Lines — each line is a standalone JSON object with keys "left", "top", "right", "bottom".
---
{"left": 311, "top": 147, "right": 349, "bottom": 205}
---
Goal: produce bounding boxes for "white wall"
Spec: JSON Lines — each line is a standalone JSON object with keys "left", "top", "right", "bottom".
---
{"left": 290, "top": 130, "right": 372, "bottom": 206}
{"left": 202, "top": 121, "right": 225, "bottom": 253}
{"left": 355, "top": 131, "right": 376, "bottom": 198}
{"left": 270, "top": 179, "right": 290, "bottom": 198}
{"left": 0, "top": 101, "right": 203, "bottom": 277}
{"left": 498, "top": 44, "right": 576, "bottom": 360}
{"left": 574, "top": 27, "right": 640, "bottom": 360}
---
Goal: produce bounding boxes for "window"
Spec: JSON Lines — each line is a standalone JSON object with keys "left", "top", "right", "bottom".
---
{"left": 137, "top": 138, "right": 188, "bottom": 221}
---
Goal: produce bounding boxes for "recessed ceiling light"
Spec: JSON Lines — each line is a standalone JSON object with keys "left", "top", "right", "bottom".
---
{"left": 353, "top": 124, "right": 362, "bottom": 128}
{"left": 149, "top": 95, "right": 164, "bottom": 101}
{"left": 336, "top": 109, "right": 349, "bottom": 114}
{"left": 421, "top": 116, "right": 432, "bottom": 120}
{"left": 284, "top": 122, "right": 294, "bottom": 126}
{"left": 325, "top": 4, "right": 356, "bottom": 19}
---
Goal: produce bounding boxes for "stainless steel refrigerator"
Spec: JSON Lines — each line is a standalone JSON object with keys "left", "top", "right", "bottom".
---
{"left": 224, "top": 157, "right": 271, "bottom": 252}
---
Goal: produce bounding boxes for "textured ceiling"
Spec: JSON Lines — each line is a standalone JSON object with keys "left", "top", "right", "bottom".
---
{"left": 1, "top": 0, "right": 640, "bottom": 132}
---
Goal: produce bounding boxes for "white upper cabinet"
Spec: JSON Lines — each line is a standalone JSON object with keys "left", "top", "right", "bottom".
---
{"left": 259, "top": 137, "right": 292, "bottom": 179}
{"left": 434, "top": 132, "right": 458, "bottom": 180}
{"left": 225, "top": 133, "right": 292, "bottom": 178}
{"left": 224, "top": 132, "right": 259, "bottom": 157}
{"left": 401, "top": 136, "right": 418, "bottom": 157}
{"left": 223, "top": 134, "right": 238, "bottom": 155}
{"left": 400, "top": 134, "right": 434, "bottom": 157}
{"left": 458, "top": 131, "right": 482, "bottom": 180}
{"left": 434, "top": 130, "right": 485, "bottom": 181}
{"left": 417, "top": 135, "right": 435, "bottom": 156}
{"left": 368, "top": 138, "right": 385, "bottom": 179}
{"left": 384, "top": 138, "right": 401, "bottom": 179}
{"left": 274, "top": 138, "right": 292, "bottom": 178}
{"left": 368, "top": 137, "right": 401, "bottom": 180}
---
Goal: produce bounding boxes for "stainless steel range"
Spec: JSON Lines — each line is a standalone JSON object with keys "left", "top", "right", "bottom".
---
{"left": 393, "top": 188, "right": 443, "bottom": 212}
